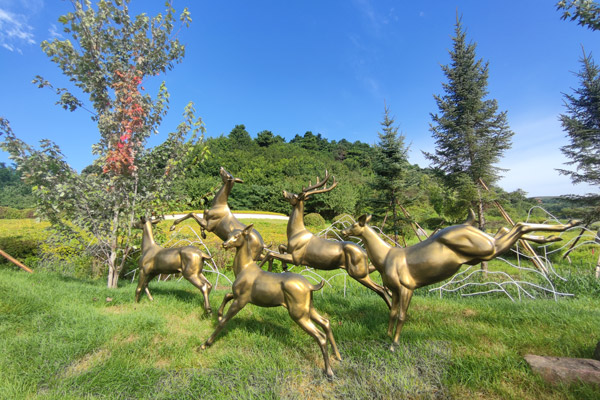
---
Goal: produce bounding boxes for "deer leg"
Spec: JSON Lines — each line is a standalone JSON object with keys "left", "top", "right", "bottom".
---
{"left": 346, "top": 267, "right": 392, "bottom": 309}
{"left": 184, "top": 273, "right": 213, "bottom": 313}
{"left": 387, "top": 291, "right": 400, "bottom": 337}
{"left": 293, "top": 314, "right": 334, "bottom": 379}
{"left": 310, "top": 308, "right": 341, "bottom": 361}
{"left": 217, "top": 292, "right": 235, "bottom": 322}
{"left": 201, "top": 298, "right": 246, "bottom": 349}
{"left": 491, "top": 220, "right": 578, "bottom": 257}
{"left": 135, "top": 270, "right": 151, "bottom": 302}
{"left": 391, "top": 287, "right": 414, "bottom": 351}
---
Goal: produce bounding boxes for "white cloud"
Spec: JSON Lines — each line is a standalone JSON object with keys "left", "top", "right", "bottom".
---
{"left": 0, "top": 7, "right": 35, "bottom": 52}
{"left": 48, "top": 23, "right": 63, "bottom": 39}
{"left": 497, "top": 114, "right": 596, "bottom": 196}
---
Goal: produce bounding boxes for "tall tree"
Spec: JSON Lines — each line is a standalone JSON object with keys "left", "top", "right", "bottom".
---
{"left": 558, "top": 50, "right": 600, "bottom": 222}
{"left": 425, "top": 17, "right": 513, "bottom": 230}
{"left": 372, "top": 104, "right": 409, "bottom": 243}
{"left": 0, "top": 0, "right": 203, "bottom": 288}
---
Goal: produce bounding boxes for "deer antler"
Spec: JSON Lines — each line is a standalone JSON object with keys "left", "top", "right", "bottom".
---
{"left": 302, "top": 170, "right": 338, "bottom": 199}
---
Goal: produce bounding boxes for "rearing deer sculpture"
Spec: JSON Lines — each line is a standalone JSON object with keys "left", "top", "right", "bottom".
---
{"left": 133, "top": 217, "right": 213, "bottom": 312}
{"left": 170, "top": 167, "right": 266, "bottom": 261}
{"left": 341, "top": 212, "right": 579, "bottom": 350}
{"left": 262, "top": 171, "right": 392, "bottom": 309}
{"left": 201, "top": 224, "right": 341, "bottom": 379}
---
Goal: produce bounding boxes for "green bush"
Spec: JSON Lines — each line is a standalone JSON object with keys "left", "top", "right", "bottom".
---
{"left": 304, "top": 212, "right": 326, "bottom": 227}
{"left": 0, "top": 236, "right": 39, "bottom": 268}
{"left": 0, "top": 207, "right": 35, "bottom": 219}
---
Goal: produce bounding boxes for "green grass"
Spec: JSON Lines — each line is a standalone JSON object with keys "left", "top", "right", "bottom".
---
{"left": 1, "top": 268, "right": 599, "bottom": 399}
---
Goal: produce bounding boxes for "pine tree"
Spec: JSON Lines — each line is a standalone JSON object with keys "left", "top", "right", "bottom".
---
{"left": 373, "top": 104, "right": 409, "bottom": 243}
{"left": 558, "top": 50, "right": 600, "bottom": 222}
{"left": 424, "top": 17, "right": 513, "bottom": 230}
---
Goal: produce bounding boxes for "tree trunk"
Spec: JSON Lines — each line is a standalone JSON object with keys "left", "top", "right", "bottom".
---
{"left": 477, "top": 188, "right": 488, "bottom": 276}
{"left": 107, "top": 207, "right": 120, "bottom": 289}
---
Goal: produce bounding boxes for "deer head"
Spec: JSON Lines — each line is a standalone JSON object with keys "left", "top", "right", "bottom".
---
{"left": 282, "top": 170, "right": 337, "bottom": 206}
{"left": 222, "top": 224, "right": 254, "bottom": 249}
{"left": 220, "top": 166, "right": 243, "bottom": 184}
{"left": 132, "top": 215, "right": 161, "bottom": 230}
{"left": 341, "top": 214, "right": 372, "bottom": 238}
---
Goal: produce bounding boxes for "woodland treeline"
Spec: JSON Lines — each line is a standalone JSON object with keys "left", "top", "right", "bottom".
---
{"left": 1, "top": 127, "right": 556, "bottom": 232}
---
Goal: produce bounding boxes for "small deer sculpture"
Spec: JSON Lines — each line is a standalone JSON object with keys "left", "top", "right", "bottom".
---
{"left": 134, "top": 217, "right": 213, "bottom": 312}
{"left": 341, "top": 212, "right": 579, "bottom": 350}
{"left": 201, "top": 224, "right": 341, "bottom": 379}
{"left": 170, "top": 167, "right": 266, "bottom": 262}
{"left": 261, "top": 171, "right": 392, "bottom": 309}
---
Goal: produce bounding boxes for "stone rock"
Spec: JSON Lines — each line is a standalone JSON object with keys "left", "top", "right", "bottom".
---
{"left": 594, "top": 341, "right": 600, "bottom": 362}
{"left": 524, "top": 354, "right": 600, "bottom": 386}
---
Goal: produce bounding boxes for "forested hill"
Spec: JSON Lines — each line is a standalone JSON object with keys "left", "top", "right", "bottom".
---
{"left": 175, "top": 125, "right": 539, "bottom": 227}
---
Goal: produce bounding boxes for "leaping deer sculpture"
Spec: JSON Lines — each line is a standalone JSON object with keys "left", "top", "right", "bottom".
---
{"left": 170, "top": 167, "right": 266, "bottom": 262}
{"left": 133, "top": 217, "right": 213, "bottom": 312}
{"left": 262, "top": 171, "right": 392, "bottom": 309}
{"left": 201, "top": 224, "right": 341, "bottom": 379}
{"left": 341, "top": 212, "right": 579, "bottom": 350}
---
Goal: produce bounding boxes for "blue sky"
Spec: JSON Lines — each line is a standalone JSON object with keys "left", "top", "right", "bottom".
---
{"left": 0, "top": 0, "right": 598, "bottom": 197}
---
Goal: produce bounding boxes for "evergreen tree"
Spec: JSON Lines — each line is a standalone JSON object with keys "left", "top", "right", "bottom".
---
{"left": 424, "top": 17, "right": 513, "bottom": 230}
{"left": 558, "top": 50, "right": 600, "bottom": 222}
{"left": 372, "top": 104, "right": 409, "bottom": 243}
{"left": 557, "top": 0, "right": 600, "bottom": 30}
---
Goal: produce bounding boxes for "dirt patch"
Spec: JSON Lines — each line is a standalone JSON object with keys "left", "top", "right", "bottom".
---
{"left": 63, "top": 348, "right": 111, "bottom": 378}
{"left": 462, "top": 308, "right": 478, "bottom": 318}
{"left": 100, "top": 304, "right": 131, "bottom": 314}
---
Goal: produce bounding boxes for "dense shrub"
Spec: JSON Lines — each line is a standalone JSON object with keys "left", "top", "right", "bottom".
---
{"left": 0, "top": 236, "right": 39, "bottom": 267}
{"left": 0, "top": 207, "right": 35, "bottom": 219}
{"left": 304, "top": 212, "right": 326, "bottom": 227}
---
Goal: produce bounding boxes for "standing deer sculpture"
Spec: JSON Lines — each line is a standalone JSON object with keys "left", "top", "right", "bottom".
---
{"left": 201, "top": 224, "right": 341, "bottom": 379}
{"left": 262, "top": 171, "right": 392, "bottom": 309}
{"left": 341, "top": 212, "right": 579, "bottom": 350}
{"left": 170, "top": 167, "right": 266, "bottom": 262}
{"left": 134, "top": 217, "right": 213, "bottom": 313}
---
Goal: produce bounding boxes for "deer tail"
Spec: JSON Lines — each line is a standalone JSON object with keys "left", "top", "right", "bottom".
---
{"left": 310, "top": 280, "right": 326, "bottom": 292}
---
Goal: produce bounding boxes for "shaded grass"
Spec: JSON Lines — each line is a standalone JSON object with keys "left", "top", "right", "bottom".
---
{"left": 1, "top": 268, "right": 599, "bottom": 399}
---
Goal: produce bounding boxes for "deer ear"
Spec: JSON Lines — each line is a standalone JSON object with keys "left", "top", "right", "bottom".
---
{"left": 366, "top": 214, "right": 372, "bottom": 224}
{"left": 358, "top": 214, "right": 367, "bottom": 226}
{"left": 243, "top": 224, "right": 254, "bottom": 235}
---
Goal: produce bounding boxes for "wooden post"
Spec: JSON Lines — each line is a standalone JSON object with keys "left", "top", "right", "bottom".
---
{"left": 0, "top": 248, "right": 33, "bottom": 273}
{"left": 478, "top": 178, "right": 548, "bottom": 275}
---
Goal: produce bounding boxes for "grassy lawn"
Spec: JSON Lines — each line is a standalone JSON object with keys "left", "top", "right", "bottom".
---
{"left": 1, "top": 267, "right": 599, "bottom": 399}
{"left": 1, "top": 217, "right": 599, "bottom": 398}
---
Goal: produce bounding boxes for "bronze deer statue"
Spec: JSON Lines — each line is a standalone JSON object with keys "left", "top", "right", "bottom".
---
{"left": 134, "top": 217, "right": 213, "bottom": 312}
{"left": 262, "top": 171, "right": 392, "bottom": 309}
{"left": 170, "top": 167, "right": 266, "bottom": 261}
{"left": 201, "top": 224, "right": 341, "bottom": 379}
{"left": 341, "top": 212, "right": 579, "bottom": 350}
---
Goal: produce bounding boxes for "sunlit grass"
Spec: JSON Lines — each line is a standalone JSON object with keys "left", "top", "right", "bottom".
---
{"left": 1, "top": 267, "right": 599, "bottom": 399}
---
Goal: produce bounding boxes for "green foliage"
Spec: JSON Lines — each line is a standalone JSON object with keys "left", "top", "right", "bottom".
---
{"left": 557, "top": 0, "right": 600, "bottom": 30}
{"left": 182, "top": 130, "right": 377, "bottom": 218}
{"left": 0, "top": 163, "right": 35, "bottom": 208}
{"left": 557, "top": 50, "right": 600, "bottom": 223}
{"left": 303, "top": 212, "right": 326, "bottom": 227}
{"left": 0, "top": 1, "right": 204, "bottom": 289}
{"left": 372, "top": 104, "right": 411, "bottom": 240}
{"left": 425, "top": 17, "right": 514, "bottom": 225}
{"left": 0, "top": 207, "right": 35, "bottom": 219}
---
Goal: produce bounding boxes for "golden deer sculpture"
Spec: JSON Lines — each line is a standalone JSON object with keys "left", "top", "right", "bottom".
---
{"left": 341, "top": 212, "right": 579, "bottom": 350}
{"left": 201, "top": 224, "right": 341, "bottom": 379}
{"left": 134, "top": 217, "right": 213, "bottom": 312}
{"left": 262, "top": 171, "right": 392, "bottom": 309}
{"left": 170, "top": 167, "right": 266, "bottom": 261}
